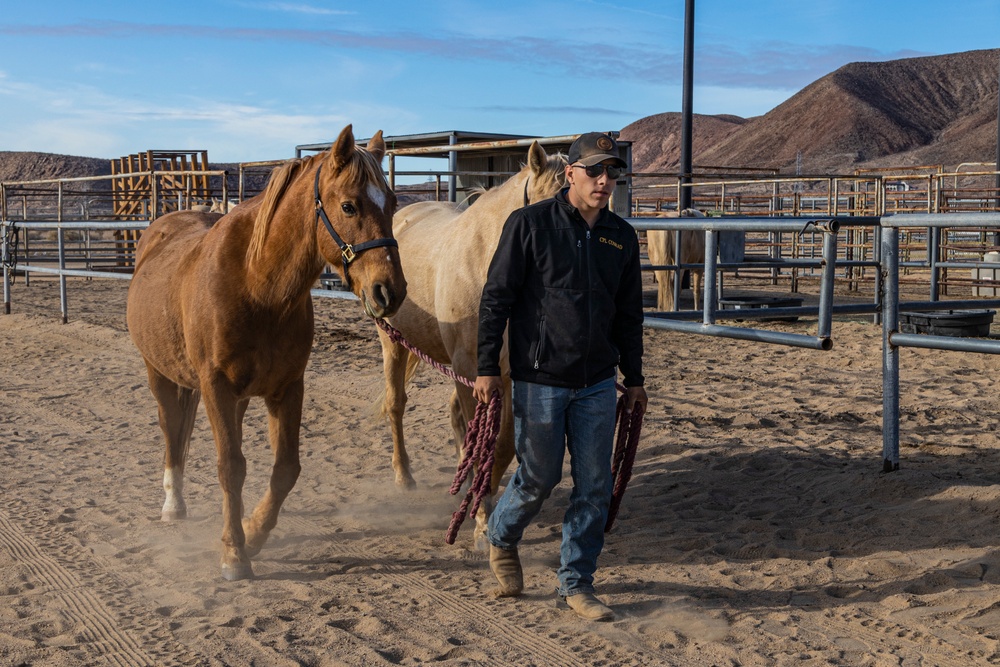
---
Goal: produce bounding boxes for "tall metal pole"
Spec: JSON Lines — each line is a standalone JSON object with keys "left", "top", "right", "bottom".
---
{"left": 993, "top": 52, "right": 999, "bottom": 245}
{"left": 679, "top": 0, "right": 694, "bottom": 211}
{"left": 449, "top": 132, "right": 458, "bottom": 204}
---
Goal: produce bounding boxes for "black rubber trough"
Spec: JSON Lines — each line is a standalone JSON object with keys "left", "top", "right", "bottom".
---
{"left": 718, "top": 296, "right": 805, "bottom": 322}
{"left": 898, "top": 309, "right": 996, "bottom": 337}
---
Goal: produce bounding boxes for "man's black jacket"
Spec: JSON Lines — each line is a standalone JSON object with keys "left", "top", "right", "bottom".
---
{"left": 477, "top": 188, "right": 645, "bottom": 389}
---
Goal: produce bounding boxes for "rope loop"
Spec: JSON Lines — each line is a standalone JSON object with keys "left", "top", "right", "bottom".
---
{"left": 376, "top": 318, "right": 495, "bottom": 543}
{"left": 605, "top": 387, "right": 645, "bottom": 532}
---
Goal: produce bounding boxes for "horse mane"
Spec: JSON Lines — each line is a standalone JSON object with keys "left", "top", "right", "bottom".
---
{"left": 532, "top": 151, "right": 568, "bottom": 194}
{"left": 246, "top": 146, "right": 388, "bottom": 264}
{"left": 470, "top": 151, "right": 567, "bottom": 207}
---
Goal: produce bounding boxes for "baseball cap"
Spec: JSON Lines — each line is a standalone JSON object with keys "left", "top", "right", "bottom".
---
{"left": 568, "top": 132, "right": 627, "bottom": 168}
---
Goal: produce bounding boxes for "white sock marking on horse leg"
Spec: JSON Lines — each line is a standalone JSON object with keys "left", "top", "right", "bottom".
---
{"left": 162, "top": 467, "right": 186, "bottom": 520}
{"left": 367, "top": 183, "right": 387, "bottom": 213}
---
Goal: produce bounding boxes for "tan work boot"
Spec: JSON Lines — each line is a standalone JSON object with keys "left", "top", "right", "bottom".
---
{"left": 489, "top": 545, "right": 523, "bottom": 597}
{"left": 565, "top": 592, "right": 614, "bottom": 621}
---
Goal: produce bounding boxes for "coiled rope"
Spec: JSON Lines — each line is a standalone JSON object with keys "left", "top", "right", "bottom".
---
{"left": 374, "top": 318, "right": 644, "bottom": 541}
{"left": 376, "top": 318, "right": 500, "bottom": 544}
{"left": 606, "top": 389, "right": 645, "bottom": 532}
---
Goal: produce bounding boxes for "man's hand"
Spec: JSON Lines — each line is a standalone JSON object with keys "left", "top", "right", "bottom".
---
{"left": 625, "top": 385, "right": 648, "bottom": 415}
{"left": 473, "top": 375, "right": 503, "bottom": 404}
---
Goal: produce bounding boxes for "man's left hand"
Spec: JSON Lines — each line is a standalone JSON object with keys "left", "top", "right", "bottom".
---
{"left": 625, "top": 386, "right": 647, "bottom": 415}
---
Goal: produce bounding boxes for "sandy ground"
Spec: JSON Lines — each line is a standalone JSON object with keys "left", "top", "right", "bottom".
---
{"left": 4, "top": 276, "right": 1000, "bottom": 666}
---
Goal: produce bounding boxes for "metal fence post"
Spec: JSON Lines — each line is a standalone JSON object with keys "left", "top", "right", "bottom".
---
{"left": 881, "top": 225, "right": 900, "bottom": 471}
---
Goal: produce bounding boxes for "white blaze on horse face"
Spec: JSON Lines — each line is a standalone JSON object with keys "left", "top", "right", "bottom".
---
{"left": 366, "top": 182, "right": 388, "bottom": 214}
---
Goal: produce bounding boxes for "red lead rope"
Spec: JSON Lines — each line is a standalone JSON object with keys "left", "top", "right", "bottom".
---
{"left": 375, "top": 318, "right": 643, "bottom": 541}
{"left": 606, "top": 389, "right": 645, "bottom": 533}
{"left": 376, "top": 318, "right": 500, "bottom": 544}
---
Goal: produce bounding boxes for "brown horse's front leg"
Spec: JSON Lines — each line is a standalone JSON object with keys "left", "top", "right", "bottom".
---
{"left": 243, "top": 378, "right": 304, "bottom": 557}
{"left": 202, "top": 378, "right": 253, "bottom": 581}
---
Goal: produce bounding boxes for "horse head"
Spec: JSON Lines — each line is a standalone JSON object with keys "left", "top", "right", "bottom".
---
{"left": 317, "top": 125, "right": 407, "bottom": 318}
{"left": 523, "top": 140, "right": 568, "bottom": 205}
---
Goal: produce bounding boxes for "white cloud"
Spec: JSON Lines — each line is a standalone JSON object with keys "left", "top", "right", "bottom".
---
{"left": 0, "top": 73, "right": 416, "bottom": 160}
{"left": 232, "top": 1, "right": 356, "bottom": 16}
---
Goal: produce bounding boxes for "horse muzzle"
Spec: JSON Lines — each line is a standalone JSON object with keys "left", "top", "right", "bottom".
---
{"left": 361, "top": 280, "right": 405, "bottom": 319}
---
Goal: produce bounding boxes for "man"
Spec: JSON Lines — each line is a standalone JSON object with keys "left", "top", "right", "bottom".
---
{"left": 473, "top": 132, "right": 648, "bottom": 622}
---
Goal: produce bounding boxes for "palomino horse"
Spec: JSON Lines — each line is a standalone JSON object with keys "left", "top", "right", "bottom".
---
{"left": 377, "top": 141, "right": 567, "bottom": 549}
{"left": 646, "top": 208, "right": 707, "bottom": 311}
{"left": 127, "top": 125, "right": 406, "bottom": 580}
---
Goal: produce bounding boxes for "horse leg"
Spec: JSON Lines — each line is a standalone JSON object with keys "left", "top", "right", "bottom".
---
{"left": 379, "top": 330, "right": 416, "bottom": 489}
{"left": 655, "top": 269, "right": 675, "bottom": 312}
{"left": 201, "top": 376, "right": 253, "bottom": 581}
{"left": 243, "top": 378, "right": 304, "bottom": 557}
{"left": 145, "top": 363, "right": 201, "bottom": 521}
{"left": 692, "top": 269, "right": 703, "bottom": 310}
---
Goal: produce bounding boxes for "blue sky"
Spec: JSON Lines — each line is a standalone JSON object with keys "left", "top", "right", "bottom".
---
{"left": 0, "top": 1, "right": 997, "bottom": 163}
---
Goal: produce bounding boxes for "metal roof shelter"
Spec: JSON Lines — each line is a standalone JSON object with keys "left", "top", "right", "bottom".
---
{"left": 295, "top": 130, "right": 633, "bottom": 216}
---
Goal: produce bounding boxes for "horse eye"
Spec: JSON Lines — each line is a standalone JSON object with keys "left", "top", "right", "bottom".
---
{"left": 341, "top": 202, "right": 357, "bottom": 216}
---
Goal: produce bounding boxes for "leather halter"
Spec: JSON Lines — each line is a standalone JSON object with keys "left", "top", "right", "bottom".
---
{"left": 314, "top": 164, "right": 398, "bottom": 290}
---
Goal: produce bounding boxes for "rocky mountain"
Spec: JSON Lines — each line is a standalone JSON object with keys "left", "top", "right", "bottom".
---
{"left": 621, "top": 48, "right": 1000, "bottom": 175}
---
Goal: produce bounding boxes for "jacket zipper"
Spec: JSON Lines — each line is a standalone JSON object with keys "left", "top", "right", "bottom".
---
{"left": 583, "top": 229, "right": 592, "bottom": 385}
{"left": 533, "top": 315, "right": 546, "bottom": 369}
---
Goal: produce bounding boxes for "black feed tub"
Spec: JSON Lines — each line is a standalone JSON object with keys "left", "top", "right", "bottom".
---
{"left": 718, "top": 296, "right": 804, "bottom": 322}
{"left": 898, "top": 310, "right": 996, "bottom": 338}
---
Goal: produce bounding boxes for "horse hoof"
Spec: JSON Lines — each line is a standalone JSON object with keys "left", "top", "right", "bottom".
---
{"left": 473, "top": 531, "right": 490, "bottom": 553}
{"left": 395, "top": 475, "right": 417, "bottom": 490}
{"left": 244, "top": 541, "right": 263, "bottom": 558}
{"left": 220, "top": 562, "right": 255, "bottom": 581}
{"left": 161, "top": 509, "right": 187, "bottom": 521}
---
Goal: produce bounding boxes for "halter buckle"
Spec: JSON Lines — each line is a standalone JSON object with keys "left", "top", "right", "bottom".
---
{"left": 341, "top": 244, "right": 356, "bottom": 263}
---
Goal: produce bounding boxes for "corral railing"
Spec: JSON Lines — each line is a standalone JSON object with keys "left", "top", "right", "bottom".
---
{"left": 631, "top": 211, "right": 1000, "bottom": 475}
{"left": 7, "top": 210, "right": 1000, "bottom": 476}
{"left": 632, "top": 166, "right": 1000, "bottom": 301}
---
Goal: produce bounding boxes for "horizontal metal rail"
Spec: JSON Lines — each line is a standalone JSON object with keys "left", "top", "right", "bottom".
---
{"left": 11, "top": 210, "right": 1000, "bottom": 480}
{"left": 643, "top": 317, "right": 832, "bottom": 350}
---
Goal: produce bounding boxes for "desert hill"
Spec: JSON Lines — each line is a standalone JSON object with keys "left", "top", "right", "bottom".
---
{"left": 621, "top": 48, "right": 1000, "bottom": 175}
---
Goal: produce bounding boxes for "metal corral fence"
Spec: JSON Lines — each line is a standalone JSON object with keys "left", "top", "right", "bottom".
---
{"left": 632, "top": 165, "right": 1000, "bottom": 301}
{"left": 5, "top": 147, "right": 1000, "bottom": 472}
{"left": 7, "top": 208, "right": 1000, "bottom": 475}
{"left": 629, "top": 211, "right": 1000, "bottom": 475}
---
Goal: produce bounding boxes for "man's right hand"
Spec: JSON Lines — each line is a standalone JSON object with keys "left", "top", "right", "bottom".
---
{"left": 473, "top": 375, "right": 503, "bottom": 404}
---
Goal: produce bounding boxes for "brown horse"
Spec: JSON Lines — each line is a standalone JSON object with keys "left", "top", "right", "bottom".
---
{"left": 377, "top": 141, "right": 567, "bottom": 549}
{"left": 127, "top": 125, "right": 406, "bottom": 580}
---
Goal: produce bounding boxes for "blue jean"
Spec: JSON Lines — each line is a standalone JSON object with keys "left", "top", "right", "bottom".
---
{"left": 488, "top": 377, "right": 617, "bottom": 597}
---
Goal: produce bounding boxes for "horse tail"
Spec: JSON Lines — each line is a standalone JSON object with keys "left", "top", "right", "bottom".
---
{"left": 403, "top": 353, "right": 422, "bottom": 385}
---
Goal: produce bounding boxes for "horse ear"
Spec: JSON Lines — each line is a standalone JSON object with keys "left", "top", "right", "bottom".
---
{"left": 329, "top": 124, "right": 356, "bottom": 171}
{"left": 367, "top": 130, "right": 386, "bottom": 163}
{"left": 527, "top": 140, "right": 547, "bottom": 175}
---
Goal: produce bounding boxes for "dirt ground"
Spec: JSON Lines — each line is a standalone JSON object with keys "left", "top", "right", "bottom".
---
{"left": 4, "top": 277, "right": 1000, "bottom": 666}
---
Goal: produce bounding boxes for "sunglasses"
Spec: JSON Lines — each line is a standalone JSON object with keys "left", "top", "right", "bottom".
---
{"left": 573, "top": 163, "right": 624, "bottom": 180}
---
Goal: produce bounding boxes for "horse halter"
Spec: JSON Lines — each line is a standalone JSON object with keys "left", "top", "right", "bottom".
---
{"left": 314, "top": 164, "right": 398, "bottom": 290}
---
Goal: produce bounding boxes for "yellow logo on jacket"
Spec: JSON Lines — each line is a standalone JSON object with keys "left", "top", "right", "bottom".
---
{"left": 599, "top": 236, "right": 623, "bottom": 250}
